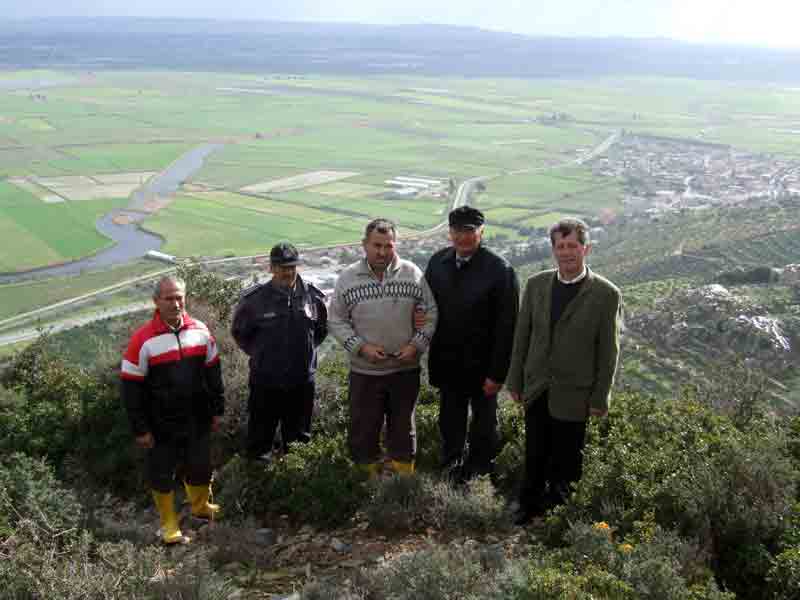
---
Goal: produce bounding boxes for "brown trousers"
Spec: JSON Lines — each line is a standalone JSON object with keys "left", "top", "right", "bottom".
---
{"left": 348, "top": 369, "right": 420, "bottom": 464}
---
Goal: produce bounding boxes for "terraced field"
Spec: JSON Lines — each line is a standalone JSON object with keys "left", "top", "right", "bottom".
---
{"left": 592, "top": 202, "right": 800, "bottom": 286}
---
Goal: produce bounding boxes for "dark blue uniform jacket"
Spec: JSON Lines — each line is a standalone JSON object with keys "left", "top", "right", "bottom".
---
{"left": 231, "top": 276, "right": 327, "bottom": 388}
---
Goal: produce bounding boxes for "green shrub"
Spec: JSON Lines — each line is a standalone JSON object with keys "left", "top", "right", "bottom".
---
{"left": 313, "top": 360, "right": 351, "bottom": 439}
{"left": 418, "top": 379, "right": 439, "bottom": 406}
{"left": 365, "top": 473, "right": 428, "bottom": 533}
{"left": 561, "top": 520, "right": 728, "bottom": 600}
{"left": 2, "top": 528, "right": 237, "bottom": 600}
{"left": 548, "top": 392, "right": 798, "bottom": 599}
{"left": 216, "top": 434, "right": 368, "bottom": 527}
{"left": 415, "top": 402, "right": 441, "bottom": 472}
{"left": 495, "top": 396, "right": 525, "bottom": 494}
{"left": 767, "top": 547, "right": 800, "bottom": 600}
{"left": 72, "top": 369, "right": 144, "bottom": 496}
{"left": 0, "top": 452, "right": 82, "bottom": 536}
{"left": 0, "top": 451, "right": 233, "bottom": 598}
{"left": 1, "top": 335, "right": 98, "bottom": 466}
{"left": 0, "top": 336, "right": 142, "bottom": 496}
{"left": 365, "top": 474, "right": 511, "bottom": 535}
{"left": 496, "top": 560, "right": 635, "bottom": 600}
{"left": 349, "top": 544, "right": 506, "bottom": 600}
{"left": 177, "top": 262, "right": 243, "bottom": 324}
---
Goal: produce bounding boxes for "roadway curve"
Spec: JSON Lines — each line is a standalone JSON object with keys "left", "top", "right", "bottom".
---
{"left": 0, "top": 143, "right": 224, "bottom": 284}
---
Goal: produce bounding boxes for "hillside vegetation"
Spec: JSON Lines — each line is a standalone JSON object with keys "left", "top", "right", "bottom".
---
{"left": 2, "top": 260, "right": 799, "bottom": 600}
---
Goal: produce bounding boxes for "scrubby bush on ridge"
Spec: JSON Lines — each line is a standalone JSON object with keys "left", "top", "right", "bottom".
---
{"left": 215, "top": 434, "right": 368, "bottom": 527}
{"left": 547, "top": 391, "right": 799, "bottom": 599}
{"left": 364, "top": 473, "right": 510, "bottom": 535}
{"left": 4, "top": 266, "right": 800, "bottom": 599}
{"left": 0, "top": 335, "right": 143, "bottom": 496}
{"left": 301, "top": 525, "right": 733, "bottom": 600}
{"left": 0, "top": 450, "right": 235, "bottom": 599}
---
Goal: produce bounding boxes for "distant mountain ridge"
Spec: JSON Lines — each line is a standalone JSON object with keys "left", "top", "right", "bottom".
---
{"left": 2, "top": 17, "right": 800, "bottom": 81}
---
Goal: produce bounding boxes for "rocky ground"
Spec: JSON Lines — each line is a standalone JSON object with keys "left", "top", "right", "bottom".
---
{"left": 91, "top": 493, "right": 536, "bottom": 599}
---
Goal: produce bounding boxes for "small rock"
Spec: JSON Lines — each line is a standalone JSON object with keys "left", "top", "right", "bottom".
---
{"left": 255, "top": 528, "right": 276, "bottom": 546}
{"left": 330, "top": 537, "right": 352, "bottom": 553}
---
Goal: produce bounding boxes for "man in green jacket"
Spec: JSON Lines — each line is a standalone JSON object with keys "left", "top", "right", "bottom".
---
{"left": 507, "top": 218, "right": 622, "bottom": 525}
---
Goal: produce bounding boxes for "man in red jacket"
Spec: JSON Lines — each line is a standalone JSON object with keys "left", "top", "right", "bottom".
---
{"left": 121, "top": 275, "right": 225, "bottom": 544}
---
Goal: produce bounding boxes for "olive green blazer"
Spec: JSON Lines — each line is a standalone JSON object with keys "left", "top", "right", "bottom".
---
{"left": 506, "top": 268, "right": 622, "bottom": 422}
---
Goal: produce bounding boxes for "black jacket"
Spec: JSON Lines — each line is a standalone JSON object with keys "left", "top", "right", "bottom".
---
{"left": 120, "top": 311, "right": 225, "bottom": 439}
{"left": 425, "top": 245, "right": 519, "bottom": 388}
{"left": 231, "top": 276, "right": 327, "bottom": 388}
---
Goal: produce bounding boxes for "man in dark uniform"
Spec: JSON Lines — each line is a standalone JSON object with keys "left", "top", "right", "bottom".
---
{"left": 121, "top": 275, "right": 225, "bottom": 545}
{"left": 231, "top": 242, "right": 328, "bottom": 460}
{"left": 425, "top": 206, "right": 520, "bottom": 481}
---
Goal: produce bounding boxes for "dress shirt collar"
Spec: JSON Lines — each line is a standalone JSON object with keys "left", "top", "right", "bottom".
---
{"left": 557, "top": 265, "right": 588, "bottom": 285}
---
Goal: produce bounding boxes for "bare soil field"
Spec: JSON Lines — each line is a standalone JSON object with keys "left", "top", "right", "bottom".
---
{"left": 241, "top": 170, "right": 360, "bottom": 193}
{"left": 9, "top": 172, "right": 156, "bottom": 201}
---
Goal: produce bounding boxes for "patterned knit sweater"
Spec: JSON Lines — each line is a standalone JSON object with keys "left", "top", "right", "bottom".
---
{"left": 329, "top": 256, "right": 438, "bottom": 375}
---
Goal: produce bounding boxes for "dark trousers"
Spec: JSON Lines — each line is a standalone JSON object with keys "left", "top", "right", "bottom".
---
{"left": 520, "top": 391, "right": 587, "bottom": 513}
{"left": 148, "top": 424, "right": 211, "bottom": 493}
{"left": 348, "top": 369, "right": 420, "bottom": 464}
{"left": 438, "top": 382, "right": 499, "bottom": 477}
{"left": 247, "top": 381, "right": 315, "bottom": 458}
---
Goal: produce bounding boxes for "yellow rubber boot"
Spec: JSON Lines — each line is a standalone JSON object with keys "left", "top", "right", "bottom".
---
{"left": 184, "top": 482, "right": 220, "bottom": 521}
{"left": 390, "top": 460, "right": 415, "bottom": 476}
{"left": 152, "top": 490, "right": 188, "bottom": 545}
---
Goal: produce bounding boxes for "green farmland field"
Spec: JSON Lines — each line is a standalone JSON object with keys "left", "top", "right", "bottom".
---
{"left": 0, "top": 182, "right": 128, "bottom": 272}
{"left": 275, "top": 190, "right": 446, "bottom": 230}
{"left": 2, "top": 70, "right": 800, "bottom": 276}
{"left": 144, "top": 193, "right": 366, "bottom": 257}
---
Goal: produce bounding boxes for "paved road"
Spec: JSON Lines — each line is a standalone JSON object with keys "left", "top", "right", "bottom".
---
{"left": 0, "top": 302, "right": 151, "bottom": 347}
{"left": 0, "top": 143, "right": 224, "bottom": 284}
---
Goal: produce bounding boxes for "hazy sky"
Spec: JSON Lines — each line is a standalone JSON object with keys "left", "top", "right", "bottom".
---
{"left": 5, "top": 0, "right": 800, "bottom": 49}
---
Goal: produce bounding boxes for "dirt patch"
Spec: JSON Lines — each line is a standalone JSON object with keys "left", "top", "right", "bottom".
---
{"left": 492, "top": 138, "right": 541, "bottom": 145}
{"left": 315, "top": 182, "right": 383, "bottom": 198}
{"left": 9, "top": 172, "right": 156, "bottom": 201}
{"left": 242, "top": 170, "right": 360, "bottom": 194}
{"left": 7, "top": 177, "right": 48, "bottom": 197}
{"left": 142, "top": 195, "right": 174, "bottom": 213}
{"left": 93, "top": 172, "right": 156, "bottom": 185}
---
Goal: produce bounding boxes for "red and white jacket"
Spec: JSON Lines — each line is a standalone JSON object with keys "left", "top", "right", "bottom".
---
{"left": 121, "top": 310, "right": 224, "bottom": 438}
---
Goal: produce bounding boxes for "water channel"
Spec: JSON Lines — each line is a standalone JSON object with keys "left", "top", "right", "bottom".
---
{"left": 0, "top": 143, "right": 223, "bottom": 284}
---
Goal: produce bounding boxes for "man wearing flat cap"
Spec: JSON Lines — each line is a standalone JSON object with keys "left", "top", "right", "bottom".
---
{"left": 232, "top": 242, "right": 328, "bottom": 459}
{"left": 424, "top": 205, "right": 520, "bottom": 481}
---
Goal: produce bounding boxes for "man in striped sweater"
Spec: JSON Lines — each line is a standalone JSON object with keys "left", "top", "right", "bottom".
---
{"left": 329, "top": 219, "right": 438, "bottom": 476}
{"left": 121, "top": 275, "right": 225, "bottom": 544}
